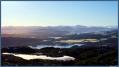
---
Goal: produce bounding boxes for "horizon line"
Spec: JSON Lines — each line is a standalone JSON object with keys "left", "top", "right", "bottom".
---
{"left": 1, "top": 25, "right": 118, "bottom": 27}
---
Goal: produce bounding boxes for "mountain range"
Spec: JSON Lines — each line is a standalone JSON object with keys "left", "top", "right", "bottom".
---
{"left": 1, "top": 25, "right": 117, "bottom": 39}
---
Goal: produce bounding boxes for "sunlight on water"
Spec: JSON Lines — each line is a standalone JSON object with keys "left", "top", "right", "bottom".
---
{"left": 3, "top": 53, "right": 75, "bottom": 61}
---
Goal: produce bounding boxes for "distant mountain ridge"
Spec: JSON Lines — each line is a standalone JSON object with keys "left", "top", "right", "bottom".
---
{"left": 1, "top": 25, "right": 116, "bottom": 38}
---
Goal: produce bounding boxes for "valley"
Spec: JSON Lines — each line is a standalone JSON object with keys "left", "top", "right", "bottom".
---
{"left": 1, "top": 27, "right": 118, "bottom": 66}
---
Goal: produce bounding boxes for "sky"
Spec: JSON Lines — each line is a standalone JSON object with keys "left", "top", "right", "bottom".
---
{"left": 1, "top": 1, "right": 118, "bottom": 27}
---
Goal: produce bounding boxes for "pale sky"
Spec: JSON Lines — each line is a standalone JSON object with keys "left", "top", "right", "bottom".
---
{"left": 1, "top": 1, "right": 118, "bottom": 27}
